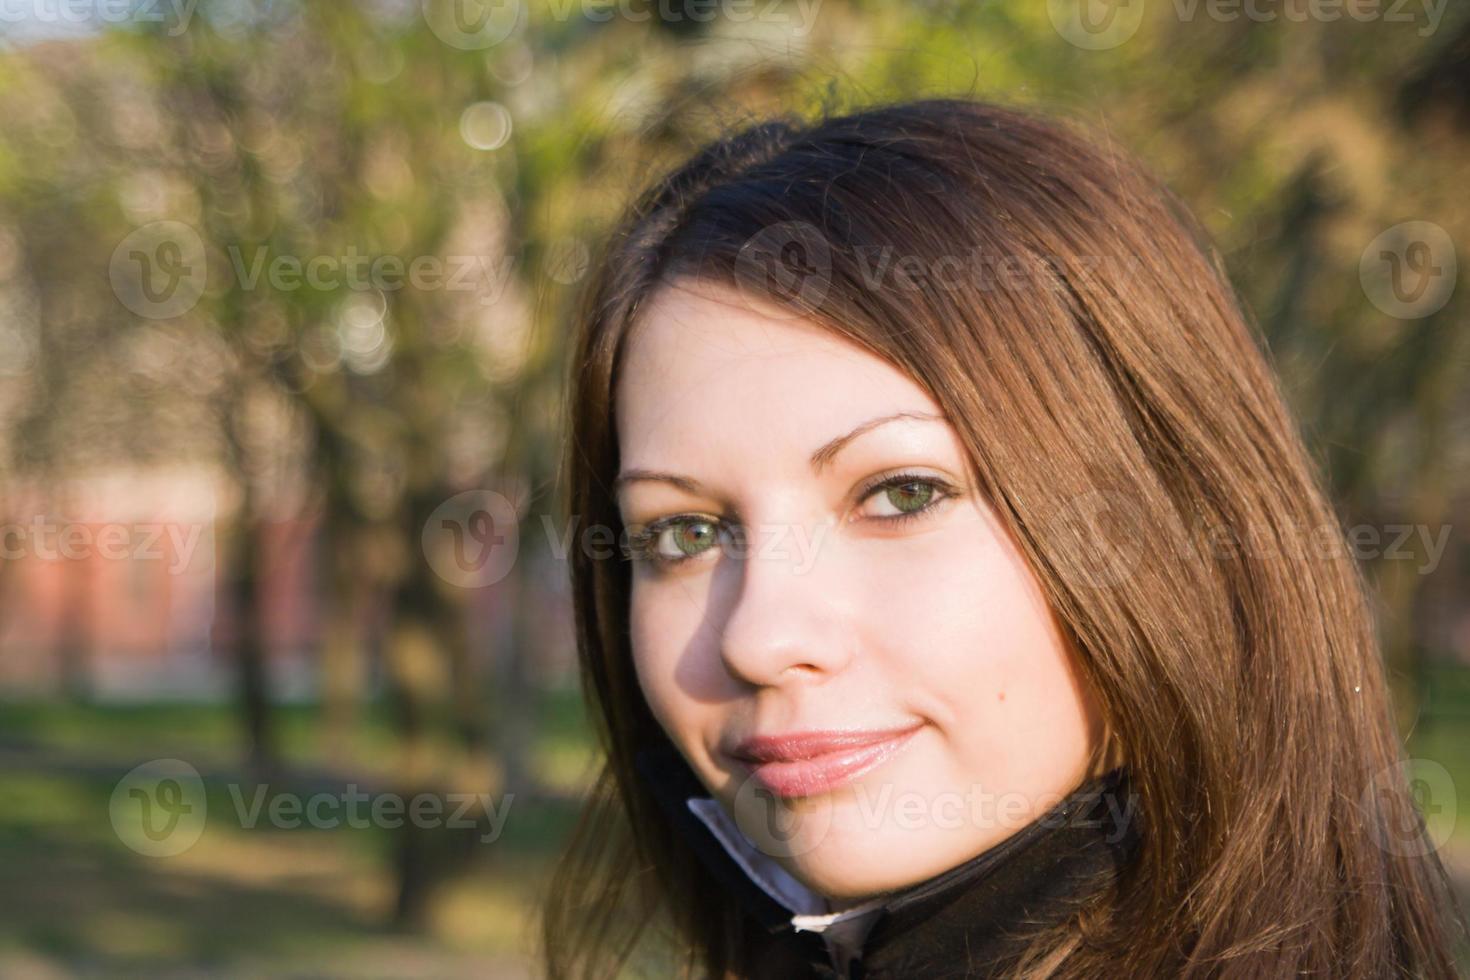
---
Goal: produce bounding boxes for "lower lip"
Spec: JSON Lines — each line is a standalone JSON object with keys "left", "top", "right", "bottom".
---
{"left": 738, "top": 726, "right": 924, "bottom": 799}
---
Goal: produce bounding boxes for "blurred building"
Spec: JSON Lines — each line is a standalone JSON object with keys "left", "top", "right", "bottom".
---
{"left": 0, "top": 463, "right": 577, "bottom": 701}
{"left": 0, "top": 465, "right": 292, "bottom": 698}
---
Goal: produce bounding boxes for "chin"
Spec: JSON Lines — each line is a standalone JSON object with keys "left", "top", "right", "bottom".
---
{"left": 776, "top": 817, "right": 992, "bottom": 901}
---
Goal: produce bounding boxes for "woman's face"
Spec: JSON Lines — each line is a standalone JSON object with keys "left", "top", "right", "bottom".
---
{"left": 614, "top": 278, "right": 1107, "bottom": 903}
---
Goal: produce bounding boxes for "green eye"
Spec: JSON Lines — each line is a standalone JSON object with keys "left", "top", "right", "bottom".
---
{"left": 859, "top": 472, "right": 956, "bottom": 526}
{"left": 668, "top": 519, "right": 719, "bottom": 558}
{"left": 883, "top": 481, "right": 935, "bottom": 515}
{"left": 628, "top": 473, "right": 955, "bottom": 571}
{"left": 630, "top": 517, "right": 723, "bottom": 565}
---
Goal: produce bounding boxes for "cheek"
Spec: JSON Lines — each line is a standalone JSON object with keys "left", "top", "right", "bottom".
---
{"left": 869, "top": 512, "right": 1098, "bottom": 763}
{"left": 628, "top": 582, "right": 678, "bottom": 728}
{"left": 627, "top": 577, "right": 719, "bottom": 744}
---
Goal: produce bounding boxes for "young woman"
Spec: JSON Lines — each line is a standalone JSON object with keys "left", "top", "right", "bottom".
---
{"left": 540, "top": 97, "right": 1468, "bottom": 978}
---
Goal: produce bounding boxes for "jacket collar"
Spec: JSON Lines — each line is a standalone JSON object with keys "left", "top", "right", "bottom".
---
{"left": 634, "top": 742, "right": 1141, "bottom": 979}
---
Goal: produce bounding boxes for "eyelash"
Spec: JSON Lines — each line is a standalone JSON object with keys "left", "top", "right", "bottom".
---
{"left": 624, "top": 471, "right": 957, "bottom": 570}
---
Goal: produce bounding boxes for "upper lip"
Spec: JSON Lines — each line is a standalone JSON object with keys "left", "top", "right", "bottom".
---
{"left": 727, "top": 723, "right": 924, "bottom": 764}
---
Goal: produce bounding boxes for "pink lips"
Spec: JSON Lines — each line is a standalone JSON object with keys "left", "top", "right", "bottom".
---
{"left": 728, "top": 723, "right": 924, "bottom": 799}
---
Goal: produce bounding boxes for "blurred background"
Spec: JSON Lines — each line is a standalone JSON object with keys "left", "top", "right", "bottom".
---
{"left": 0, "top": 0, "right": 1468, "bottom": 976}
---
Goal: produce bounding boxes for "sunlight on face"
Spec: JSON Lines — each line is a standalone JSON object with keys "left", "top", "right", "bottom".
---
{"left": 614, "top": 278, "right": 1106, "bottom": 903}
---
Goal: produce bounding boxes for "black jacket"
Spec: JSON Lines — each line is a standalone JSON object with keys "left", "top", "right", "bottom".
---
{"left": 634, "top": 743, "right": 1141, "bottom": 979}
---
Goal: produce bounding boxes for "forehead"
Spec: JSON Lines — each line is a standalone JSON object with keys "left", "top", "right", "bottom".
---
{"left": 615, "top": 280, "right": 939, "bottom": 443}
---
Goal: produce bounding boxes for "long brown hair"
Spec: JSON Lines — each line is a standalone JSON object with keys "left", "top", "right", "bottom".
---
{"left": 540, "top": 97, "right": 1468, "bottom": 978}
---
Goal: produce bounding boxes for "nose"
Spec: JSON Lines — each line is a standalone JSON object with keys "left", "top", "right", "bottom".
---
{"left": 713, "top": 518, "right": 854, "bottom": 688}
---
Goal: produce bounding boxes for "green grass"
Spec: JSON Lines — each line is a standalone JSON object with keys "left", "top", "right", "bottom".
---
{"left": 0, "top": 700, "right": 393, "bottom": 768}
{"left": 0, "top": 688, "right": 595, "bottom": 978}
{"left": 2, "top": 676, "right": 1467, "bottom": 975}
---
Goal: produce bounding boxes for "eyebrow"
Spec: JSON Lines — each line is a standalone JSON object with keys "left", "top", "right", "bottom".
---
{"left": 611, "top": 411, "right": 946, "bottom": 500}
